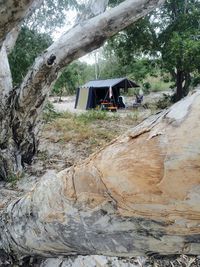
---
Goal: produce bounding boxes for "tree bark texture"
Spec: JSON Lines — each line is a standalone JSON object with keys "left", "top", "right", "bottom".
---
{"left": 176, "top": 70, "right": 184, "bottom": 101}
{"left": 0, "top": 0, "right": 42, "bottom": 48}
{"left": 0, "top": 45, "right": 18, "bottom": 179}
{"left": 1, "top": 90, "right": 200, "bottom": 258}
{"left": 0, "top": 0, "right": 165, "bottom": 180}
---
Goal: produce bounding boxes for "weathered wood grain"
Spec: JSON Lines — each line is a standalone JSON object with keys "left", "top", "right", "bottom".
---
{"left": 1, "top": 90, "right": 200, "bottom": 258}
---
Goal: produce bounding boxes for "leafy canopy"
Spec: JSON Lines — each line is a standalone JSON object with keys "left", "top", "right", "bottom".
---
{"left": 104, "top": 0, "right": 200, "bottom": 99}
{"left": 9, "top": 27, "right": 52, "bottom": 86}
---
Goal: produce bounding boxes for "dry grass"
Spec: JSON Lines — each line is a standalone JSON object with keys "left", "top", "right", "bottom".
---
{"left": 44, "top": 110, "right": 140, "bottom": 148}
{"left": 30, "top": 110, "right": 141, "bottom": 176}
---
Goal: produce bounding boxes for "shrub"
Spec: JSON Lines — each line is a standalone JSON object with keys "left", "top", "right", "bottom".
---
{"left": 156, "top": 94, "right": 172, "bottom": 109}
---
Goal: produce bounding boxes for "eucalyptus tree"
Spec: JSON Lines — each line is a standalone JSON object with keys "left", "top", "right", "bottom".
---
{"left": 1, "top": 1, "right": 200, "bottom": 264}
{"left": 158, "top": 0, "right": 200, "bottom": 100}
{"left": 0, "top": 0, "right": 165, "bottom": 179}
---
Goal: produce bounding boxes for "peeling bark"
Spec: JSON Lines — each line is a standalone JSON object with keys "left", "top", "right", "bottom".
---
{"left": 0, "top": 45, "right": 16, "bottom": 179}
{"left": 1, "top": 90, "right": 200, "bottom": 258}
{"left": 0, "top": 0, "right": 42, "bottom": 48}
{"left": 0, "top": 0, "right": 45, "bottom": 179}
{"left": 0, "top": 0, "right": 165, "bottom": 179}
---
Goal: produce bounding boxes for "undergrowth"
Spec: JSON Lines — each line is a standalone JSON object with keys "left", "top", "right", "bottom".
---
{"left": 43, "top": 109, "right": 140, "bottom": 146}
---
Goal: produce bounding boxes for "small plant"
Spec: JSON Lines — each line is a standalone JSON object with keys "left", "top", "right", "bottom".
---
{"left": 43, "top": 101, "right": 61, "bottom": 122}
{"left": 76, "top": 111, "right": 111, "bottom": 124}
{"left": 6, "top": 172, "right": 25, "bottom": 186}
{"left": 156, "top": 94, "right": 172, "bottom": 109}
{"left": 124, "top": 112, "right": 139, "bottom": 123}
{"left": 142, "top": 82, "right": 151, "bottom": 95}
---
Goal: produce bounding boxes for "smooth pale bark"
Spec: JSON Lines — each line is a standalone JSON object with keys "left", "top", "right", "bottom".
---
{"left": 1, "top": 90, "right": 200, "bottom": 258}
{"left": 0, "top": 0, "right": 42, "bottom": 48}
{"left": 0, "top": 0, "right": 164, "bottom": 179}
{"left": 0, "top": 0, "right": 44, "bottom": 179}
{"left": 0, "top": 45, "right": 16, "bottom": 179}
{"left": 3, "top": 26, "right": 21, "bottom": 54}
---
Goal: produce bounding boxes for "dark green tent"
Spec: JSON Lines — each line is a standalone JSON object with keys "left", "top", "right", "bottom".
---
{"left": 75, "top": 77, "right": 139, "bottom": 110}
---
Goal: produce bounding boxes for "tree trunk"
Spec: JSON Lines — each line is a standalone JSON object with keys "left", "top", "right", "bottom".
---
{"left": 175, "top": 71, "right": 192, "bottom": 101}
{"left": 0, "top": 0, "right": 165, "bottom": 180}
{"left": 0, "top": 0, "right": 42, "bottom": 48}
{"left": 1, "top": 90, "right": 200, "bottom": 259}
{"left": 0, "top": 45, "right": 18, "bottom": 180}
{"left": 183, "top": 72, "right": 191, "bottom": 96}
{"left": 175, "top": 70, "right": 184, "bottom": 101}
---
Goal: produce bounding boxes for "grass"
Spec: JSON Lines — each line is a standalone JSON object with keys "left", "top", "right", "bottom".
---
{"left": 37, "top": 107, "right": 143, "bottom": 174}
{"left": 144, "top": 75, "right": 172, "bottom": 93}
{"left": 126, "top": 75, "right": 172, "bottom": 96}
{"left": 44, "top": 110, "right": 140, "bottom": 149}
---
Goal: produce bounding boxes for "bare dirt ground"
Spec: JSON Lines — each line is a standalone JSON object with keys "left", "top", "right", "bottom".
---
{"left": 50, "top": 91, "right": 172, "bottom": 113}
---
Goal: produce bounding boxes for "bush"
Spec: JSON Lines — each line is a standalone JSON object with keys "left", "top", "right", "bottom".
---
{"left": 43, "top": 101, "right": 61, "bottom": 122}
{"left": 76, "top": 111, "right": 113, "bottom": 124}
{"left": 156, "top": 94, "right": 172, "bottom": 109}
{"left": 142, "top": 82, "right": 151, "bottom": 95}
{"left": 191, "top": 76, "right": 200, "bottom": 87}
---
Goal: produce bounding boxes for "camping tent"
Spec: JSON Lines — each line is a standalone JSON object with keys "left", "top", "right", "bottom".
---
{"left": 75, "top": 77, "right": 139, "bottom": 110}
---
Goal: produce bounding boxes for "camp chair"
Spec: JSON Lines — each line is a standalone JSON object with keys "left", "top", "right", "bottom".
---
{"left": 133, "top": 95, "right": 143, "bottom": 108}
{"left": 118, "top": 96, "right": 125, "bottom": 108}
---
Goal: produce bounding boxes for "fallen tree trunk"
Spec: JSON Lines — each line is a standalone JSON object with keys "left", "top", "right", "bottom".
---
{"left": 1, "top": 90, "right": 200, "bottom": 259}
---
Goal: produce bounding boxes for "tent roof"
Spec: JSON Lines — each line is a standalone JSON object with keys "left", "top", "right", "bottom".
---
{"left": 81, "top": 77, "right": 139, "bottom": 89}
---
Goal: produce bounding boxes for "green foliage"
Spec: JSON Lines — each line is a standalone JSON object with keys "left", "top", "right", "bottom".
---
{"left": 156, "top": 94, "right": 172, "bottom": 109}
{"left": 26, "top": 0, "right": 81, "bottom": 34}
{"left": 103, "top": 0, "right": 200, "bottom": 100}
{"left": 9, "top": 27, "right": 95, "bottom": 94}
{"left": 191, "top": 75, "right": 200, "bottom": 87}
{"left": 98, "top": 56, "right": 124, "bottom": 79}
{"left": 53, "top": 61, "right": 95, "bottom": 96}
{"left": 142, "top": 82, "right": 151, "bottom": 95}
{"left": 76, "top": 110, "right": 112, "bottom": 123}
{"left": 43, "top": 101, "right": 61, "bottom": 123}
{"left": 158, "top": 0, "right": 200, "bottom": 100}
{"left": 9, "top": 27, "right": 52, "bottom": 86}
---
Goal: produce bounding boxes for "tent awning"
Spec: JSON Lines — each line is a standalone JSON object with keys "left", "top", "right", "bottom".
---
{"left": 81, "top": 77, "right": 139, "bottom": 89}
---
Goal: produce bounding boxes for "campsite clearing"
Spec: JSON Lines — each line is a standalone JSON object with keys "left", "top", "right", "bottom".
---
{"left": 28, "top": 90, "right": 171, "bottom": 177}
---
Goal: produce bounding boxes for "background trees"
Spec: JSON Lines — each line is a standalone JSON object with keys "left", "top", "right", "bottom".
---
{"left": 159, "top": 0, "right": 200, "bottom": 100}
{"left": 9, "top": 27, "right": 52, "bottom": 86}
{"left": 0, "top": 0, "right": 164, "bottom": 180}
{"left": 53, "top": 61, "right": 94, "bottom": 97}
{"left": 104, "top": 0, "right": 200, "bottom": 100}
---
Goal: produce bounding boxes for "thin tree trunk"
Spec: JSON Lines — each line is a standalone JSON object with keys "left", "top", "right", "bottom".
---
{"left": 175, "top": 70, "right": 184, "bottom": 101}
{"left": 1, "top": 90, "right": 200, "bottom": 259}
{"left": 183, "top": 72, "right": 191, "bottom": 96}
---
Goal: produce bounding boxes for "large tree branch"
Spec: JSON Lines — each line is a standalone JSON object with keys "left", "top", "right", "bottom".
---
{"left": 17, "top": 0, "right": 165, "bottom": 109}
{"left": 1, "top": 90, "right": 200, "bottom": 258}
{"left": 10, "top": 0, "right": 164, "bottom": 166}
